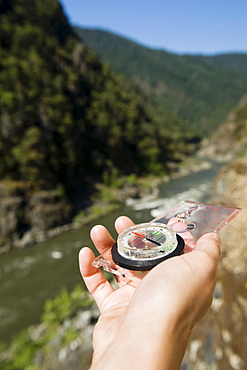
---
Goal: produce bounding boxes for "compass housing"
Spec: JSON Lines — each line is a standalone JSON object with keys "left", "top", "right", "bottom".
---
{"left": 111, "top": 222, "right": 185, "bottom": 271}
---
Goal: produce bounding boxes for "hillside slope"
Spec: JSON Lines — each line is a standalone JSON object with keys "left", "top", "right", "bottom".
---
{"left": 0, "top": 0, "right": 193, "bottom": 249}
{"left": 75, "top": 27, "right": 247, "bottom": 136}
{"left": 198, "top": 95, "right": 247, "bottom": 160}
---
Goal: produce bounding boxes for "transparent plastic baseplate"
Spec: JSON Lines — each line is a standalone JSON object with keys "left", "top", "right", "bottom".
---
{"left": 92, "top": 200, "right": 242, "bottom": 282}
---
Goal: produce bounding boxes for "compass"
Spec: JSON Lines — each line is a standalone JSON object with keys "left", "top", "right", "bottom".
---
{"left": 93, "top": 201, "right": 242, "bottom": 279}
{"left": 111, "top": 222, "right": 185, "bottom": 271}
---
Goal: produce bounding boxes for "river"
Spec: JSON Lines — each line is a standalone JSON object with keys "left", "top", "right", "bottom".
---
{"left": 0, "top": 161, "right": 223, "bottom": 343}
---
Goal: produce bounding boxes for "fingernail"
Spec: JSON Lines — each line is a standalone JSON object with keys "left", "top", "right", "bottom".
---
{"left": 211, "top": 233, "right": 220, "bottom": 242}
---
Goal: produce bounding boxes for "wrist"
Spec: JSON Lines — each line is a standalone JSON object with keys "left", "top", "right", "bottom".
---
{"left": 91, "top": 312, "right": 192, "bottom": 370}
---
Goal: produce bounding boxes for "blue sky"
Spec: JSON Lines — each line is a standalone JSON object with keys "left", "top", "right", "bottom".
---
{"left": 60, "top": 0, "right": 247, "bottom": 55}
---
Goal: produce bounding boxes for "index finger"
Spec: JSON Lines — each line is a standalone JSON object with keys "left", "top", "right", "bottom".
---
{"left": 115, "top": 216, "right": 135, "bottom": 234}
{"left": 90, "top": 225, "right": 115, "bottom": 256}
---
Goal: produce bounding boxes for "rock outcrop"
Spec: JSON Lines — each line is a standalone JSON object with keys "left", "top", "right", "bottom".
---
{"left": 183, "top": 158, "right": 247, "bottom": 369}
{"left": 0, "top": 183, "right": 72, "bottom": 252}
{"left": 198, "top": 95, "right": 247, "bottom": 162}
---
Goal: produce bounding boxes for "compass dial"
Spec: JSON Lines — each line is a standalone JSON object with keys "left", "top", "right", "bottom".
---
{"left": 112, "top": 222, "right": 185, "bottom": 271}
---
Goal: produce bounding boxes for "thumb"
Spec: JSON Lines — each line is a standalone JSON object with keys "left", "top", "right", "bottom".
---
{"left": 196, "top": 232, "right": 221, "bottom": 264}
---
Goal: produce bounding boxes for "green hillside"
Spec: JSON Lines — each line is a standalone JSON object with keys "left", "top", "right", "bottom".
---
{"left": 203, "top": 53, "right": 247, "bottom": 74}
{"left": 74, "top": 27, "right": 247, "bottom": 136}
{"left": 0, "top": 0, "right": 194, "bottom": 231}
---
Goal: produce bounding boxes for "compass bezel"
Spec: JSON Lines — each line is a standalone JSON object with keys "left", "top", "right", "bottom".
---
{"left": 111, "top": 234, "right": 185, "bottom": 271}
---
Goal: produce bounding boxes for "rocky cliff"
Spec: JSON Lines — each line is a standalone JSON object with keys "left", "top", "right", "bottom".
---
{"left": 198, "top": 95, "right": 247, "bottom": 162}
{"left": 0, "top": 184, "right": 73, "bottom": 252}
{"left": 183, "top": 158, "right": 247, "bottom": 369}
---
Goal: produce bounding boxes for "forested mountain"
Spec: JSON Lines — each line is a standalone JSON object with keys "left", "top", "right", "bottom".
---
{"left": 0, "top": 1, "right": 187, "bottom": 190}
{"left": 75, "top": 27, "right": 247, "bottom": 136}
{"left": 203, "top": 53, "right": 247, "bottom": 74}
{"left": 0, "top": 0, "right": 196, "bottom": 247}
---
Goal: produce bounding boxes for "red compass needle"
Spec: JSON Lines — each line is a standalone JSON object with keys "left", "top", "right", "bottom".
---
{"left": 132, "top": 232, "right": 145, "bottom": 237}
{"left": 132, "top": 232, "right": 161, "bottom": 246}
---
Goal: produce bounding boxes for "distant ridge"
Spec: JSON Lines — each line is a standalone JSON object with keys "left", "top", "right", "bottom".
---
{"left": 75, "top": 27, "right": 247, "bottom": 136}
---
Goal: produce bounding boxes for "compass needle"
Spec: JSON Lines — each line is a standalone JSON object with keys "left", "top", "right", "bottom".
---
{"left": 132, "top": 232, "right": 145, "bottom": 238}
{"left": 146, "top": 238, "right": 161, "bottom": 246}
{"left": 112, "top": 222, "right": 185, "bottom": 271}
{"left": 132, "top": 232, "right": 161, "bottom": 246}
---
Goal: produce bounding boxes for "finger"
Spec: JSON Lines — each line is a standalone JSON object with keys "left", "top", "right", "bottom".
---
{"left": 195, "top": 232, "right": 221, "bottom": 263}
{"left": 78, "top": 247, "right": 114, "bottom": 311}
{"left": 90, "top": 225, "right": 115, "bottom": 255}
{"left": 115, "top": 216, "right": 135, "bottom": 234}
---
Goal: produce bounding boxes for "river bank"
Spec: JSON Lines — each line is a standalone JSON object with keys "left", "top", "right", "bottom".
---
{"left": 0, "top": 160, "right": 224, "bottom": 345}
{"left": 1, "top": 158, "right": 244, "bottom": 370}
{"left": 0, "top": 157, "right": 213, "bottom": 254}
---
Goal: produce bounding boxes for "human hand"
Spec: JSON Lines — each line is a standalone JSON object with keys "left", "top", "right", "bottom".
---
{"left": 79, "top": 216, "right": 221, "bottom": 370}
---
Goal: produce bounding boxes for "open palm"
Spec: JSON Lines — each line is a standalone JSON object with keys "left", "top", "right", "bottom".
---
{"left": 79, "top": 216, "right": 221, "bottom": 369}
